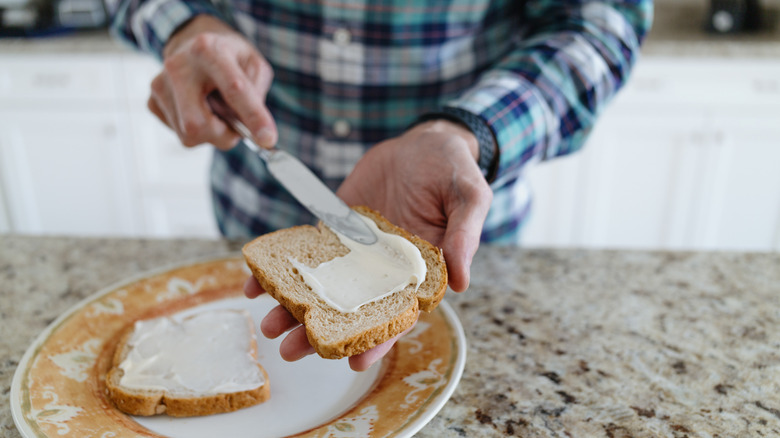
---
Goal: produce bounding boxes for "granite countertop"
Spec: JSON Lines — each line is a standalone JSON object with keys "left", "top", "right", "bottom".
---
{"left": 1, "top": 235, "right": 778, "bottom": 437}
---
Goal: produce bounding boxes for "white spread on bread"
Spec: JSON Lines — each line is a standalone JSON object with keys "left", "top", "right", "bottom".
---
{"left": 117, "top": 310, "right": 265, "bottom": 395}
{"left": 290, "top": 213, "right": 427, "bottom": 313}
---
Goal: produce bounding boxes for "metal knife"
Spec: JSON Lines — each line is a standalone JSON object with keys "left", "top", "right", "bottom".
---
{"left": 206, "top": 91, "right": 377, "bottom": 245}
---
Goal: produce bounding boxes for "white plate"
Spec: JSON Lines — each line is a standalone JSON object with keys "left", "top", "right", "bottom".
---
{"left": 11, "top": 257, "right": 466, "bottom": 438}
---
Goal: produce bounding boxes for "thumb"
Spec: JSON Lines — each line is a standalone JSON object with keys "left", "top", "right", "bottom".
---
{"left": 440, "top": 202, "right": 489, "bottom": 292}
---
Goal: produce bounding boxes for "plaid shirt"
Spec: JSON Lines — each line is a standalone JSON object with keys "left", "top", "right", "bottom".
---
{"left": 112, "top": 0, "right": 652, "bottom": 244}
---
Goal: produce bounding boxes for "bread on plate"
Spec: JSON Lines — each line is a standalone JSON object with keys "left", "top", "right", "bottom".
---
{"left": 105, "top": 309, "right": 270, "bottom": 417}
{"left": 243, "top": 206, "right": 448, "bottom": 359}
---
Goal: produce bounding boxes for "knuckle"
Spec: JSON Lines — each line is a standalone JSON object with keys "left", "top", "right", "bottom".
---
{"left": 178, "top": 132, "right": 200, "bottom": 147}
{"left": 257, "top": 57, "right": 274, "bottom": 80}
{"left": 149, "top": 75, "right": 166, "bottom": 95}
{"left": 223, "top": 77, "right": 247, "bottom": 97}
{"left": 162, "top": 54, "right": 185, "bottom": 75}
{"left": 459, "top": 173, "right": 492, "bottom": 203}
{"left": 189, "top": 34, "right": 216, "bottom": 58}
{"left": 181, "top": 117, "right": 204, "bottom": 139}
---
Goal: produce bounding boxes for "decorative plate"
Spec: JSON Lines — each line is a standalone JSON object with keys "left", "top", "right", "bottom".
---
{"left": 11, "top": 257, "right": 466, "bottom": 438}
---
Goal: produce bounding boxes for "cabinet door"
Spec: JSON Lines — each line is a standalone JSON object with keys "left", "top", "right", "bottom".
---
{"left": 524, "top": 109, "right": 709, "bottom": 249}
{"left": 0, "top": 110, "right": 141, "bottom": 235}
{"left": 127, "top": 109, "right": 218, "bottom": 238}
{"left": 121, "top": 54, "right": 218, "bottom": 238}
{"left": 696, "top": 112, "right": 780, "bottom": 251}
{"left": 524, "top": 57, "right": 780, "bottom": 251}
{"left": 581, "top": 111, "right": 711, "bottom": 249}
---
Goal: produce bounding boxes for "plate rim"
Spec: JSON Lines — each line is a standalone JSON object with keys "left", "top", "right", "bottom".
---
{"left": 10, "top": 255, "right": 466, "bottom": 438}
{"left": 390, "top": 298, "right": 467, "bottom": 437}
{"left": 11, "top": 255, "right": 244, "bottom": 437}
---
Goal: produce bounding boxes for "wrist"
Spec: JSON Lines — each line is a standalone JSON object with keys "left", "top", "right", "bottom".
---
{"left": 412, "top": 108, "right": 499, "bottom": 181}
{"left": 412, "top": 119, "right": 480, "bottom": 161}
{"left": 163, "top": 14, "right": 237, "bottom": 59}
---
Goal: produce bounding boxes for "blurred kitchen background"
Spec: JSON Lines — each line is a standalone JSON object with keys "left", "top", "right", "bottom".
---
{"left": 0, "top": 0, "right": 778, "bottom": 251}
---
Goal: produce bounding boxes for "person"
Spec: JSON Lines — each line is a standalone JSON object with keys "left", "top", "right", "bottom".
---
{"left": 111, "top": 0, "right": 653, "bottom": 370}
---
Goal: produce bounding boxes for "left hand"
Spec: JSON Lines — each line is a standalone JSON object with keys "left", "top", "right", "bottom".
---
{"left": 246, "top": 119, "right": 493, "bottom": 370}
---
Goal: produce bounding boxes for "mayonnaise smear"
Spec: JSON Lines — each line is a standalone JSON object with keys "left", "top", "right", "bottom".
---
{"left": 291, "top": 213, "right": 427, "bottom": 313}
{"left": 118, "top": 310, "right": 265, "bottom": 394}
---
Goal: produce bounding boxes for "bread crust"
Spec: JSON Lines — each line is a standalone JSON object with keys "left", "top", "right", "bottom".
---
{"left": 243, "top": 206, "right": 448, "bottom": 359}
{"left": 105, "top": 311, "right": 270, "bottom": 417}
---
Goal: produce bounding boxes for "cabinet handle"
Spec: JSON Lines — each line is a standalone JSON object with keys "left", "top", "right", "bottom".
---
{"left": 32, "top": 73, "right": 70, "bottom": 89}
{"left": 752, "top": 79, "right": 779, "bottom": 94}
{"left": 633, "top": 77, "right": 663, "bottom": 92}
{"left": 103, "top": 124, "right": 117, "bottom": 139}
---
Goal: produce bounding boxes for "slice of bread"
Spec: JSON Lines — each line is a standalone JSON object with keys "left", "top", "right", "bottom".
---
{"left": 105, "top": 309, "right": 270, "bottom": 417}
{"left": 242, "top": 206, "right": 447, "bottom": 359}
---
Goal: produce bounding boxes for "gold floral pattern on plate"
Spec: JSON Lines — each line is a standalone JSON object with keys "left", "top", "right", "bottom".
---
{"left": 12, "top": 257, "right": 465, "bottom": 438}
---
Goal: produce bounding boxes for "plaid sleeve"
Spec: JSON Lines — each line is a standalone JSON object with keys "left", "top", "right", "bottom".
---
{"left": 110, "top": 0, "right": 227, "bottom": 60}
{"left": 443, "top": 0, "right": 653, "bottom": 183}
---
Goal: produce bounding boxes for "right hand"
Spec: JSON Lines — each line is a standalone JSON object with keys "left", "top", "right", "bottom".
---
{"left": 149, "top": 14, "right": 277, "bottom": 150}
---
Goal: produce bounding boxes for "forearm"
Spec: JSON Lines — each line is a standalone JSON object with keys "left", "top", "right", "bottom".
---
{"left": 443, "top": 0, "right": 653, "bottom": 182}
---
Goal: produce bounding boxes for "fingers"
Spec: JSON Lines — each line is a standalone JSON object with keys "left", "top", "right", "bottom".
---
{"left": 348, "top": 320, "right": 415, "bottom": 371}
{"left": 260, "top": 302, "right": 415, "bottom": 370}
{"left": 441, "top": 179, "right": 492, "bottom": 292}
{"left": 260, "top": 305, "right": 315, "bottom": 361}
{"left": 147, "top": 95, "right": 170, "bottom": 128}
{"left": 149, "top": 74, "right": 177, "bottom": 129}
{"left": 163, "top": 55, "right": 238, "bottom": 150}
{"left": 348, "top": 337, "right": 397, "bottom": 372}
{"left": 279, "top": 326, "right": 316, "bottom": 361}
{"left": 243, "top": 276, "right": 265, "bottom": 299}
{"left": 260, "top": 305, "right": 300, "bottom": 338}
{"left": 206, "top": 53, "right": 277, "bottom": 147}
{"left": 150, "top": 28, "right": 276, "bottom": 150}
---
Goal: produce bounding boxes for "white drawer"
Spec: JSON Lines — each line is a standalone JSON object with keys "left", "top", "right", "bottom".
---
{"left": 618, "top": 57, "right": 780, "bottom": 107}
{"left": 129, "top": 109, "right": 213, "bottom": 186}
{"left": 0, "top": 54, "right": 122, "bottom": 105}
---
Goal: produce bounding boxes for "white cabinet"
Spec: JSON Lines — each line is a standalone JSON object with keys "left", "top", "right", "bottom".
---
{"left": 128, "top": 108, "right": 215, "bottom": 237}
{"left": 0, "top": 109, "right": 142, "bottom": 236}
{"left": 523, "top": 58, "right": 780, "bottom": 251}
{"left": 0, "top": 52, "right": 218, "bottom": 238}
{"left": 698, "top": 112, "right": 780, "bottom": 250}
{"left": 0, "top": 51, "right": 777, "bottom": 249}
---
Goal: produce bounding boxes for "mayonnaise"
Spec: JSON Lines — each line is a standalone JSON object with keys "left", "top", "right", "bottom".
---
{"left": 290, "top": 213, "right": 427, "bottom": 313}
{"left": 118, "top": 310, "right": 265, "bottom": 395}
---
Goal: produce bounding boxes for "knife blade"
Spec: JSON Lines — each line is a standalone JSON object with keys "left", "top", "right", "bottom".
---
{"left": 206, "top": 91, "right": 377, "bottom": 245}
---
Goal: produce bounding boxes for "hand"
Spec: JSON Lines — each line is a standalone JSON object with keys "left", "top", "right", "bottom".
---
{"left": 338, "top": 120, "right": 493, "bottom": 292}
{"left": 244, "top": 277, "right": 415, "bottom": 371}
{"left": 246, "top": 120, "right": 493, "bottom": 371}
{"left": 148, "top": 14, "right": 277, "bottom": 150}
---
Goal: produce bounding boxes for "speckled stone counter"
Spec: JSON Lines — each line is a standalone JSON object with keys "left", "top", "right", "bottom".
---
{"left": 1, "top": 235, "right": 778, "bottom": 437}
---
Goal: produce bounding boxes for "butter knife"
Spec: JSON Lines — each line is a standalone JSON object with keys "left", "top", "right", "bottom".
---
{"left": 207, "top": 91, "right": 377, "bottom": 245}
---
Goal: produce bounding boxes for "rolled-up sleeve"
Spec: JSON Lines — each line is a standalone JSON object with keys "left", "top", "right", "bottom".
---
{"left": 110, "top": 0, "right": 227, "bottom": 59}
{"left": 444, "top": 0, "right": 654, "bottom": 182}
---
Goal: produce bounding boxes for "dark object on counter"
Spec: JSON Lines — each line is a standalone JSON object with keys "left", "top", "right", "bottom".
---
{"left": 706, "top": 0, "right": 764, "bottom": 33}
{"left": 0, "top": 0, "right": 107, "bottom": 37}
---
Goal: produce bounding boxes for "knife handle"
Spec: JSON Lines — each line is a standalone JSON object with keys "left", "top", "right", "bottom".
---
{"left": 206, "top": 91, "right": 267, "bottom": 156}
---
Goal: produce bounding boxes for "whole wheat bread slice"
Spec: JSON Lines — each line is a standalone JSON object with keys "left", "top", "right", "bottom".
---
{"left": 242, "top": 206, "right": 447, "bottom": 359}
{"left": 105, "top": 310, "right": 270, "bottom": 417}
